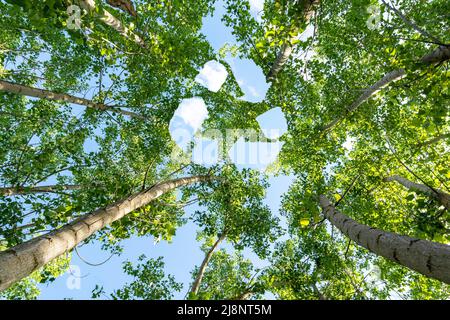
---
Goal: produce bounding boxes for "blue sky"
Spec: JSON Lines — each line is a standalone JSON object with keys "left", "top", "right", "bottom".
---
{"left": 36, "top": 0, "right": 295, "bottom": 300}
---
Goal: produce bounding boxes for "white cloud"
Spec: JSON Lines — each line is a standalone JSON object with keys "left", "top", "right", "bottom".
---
{"left": 172, "top": 97, "right": 209, "bottom": 133}
{"left": 195, "top": 60, "right": 228, "bottom": 93}
{"left": 169, "top": 97, "right": 209, "bottom": 151}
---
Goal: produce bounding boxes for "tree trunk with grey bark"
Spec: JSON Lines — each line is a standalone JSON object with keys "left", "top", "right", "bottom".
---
{"left": 106, "top": 0, "right": 137, "bottom": 17}
{"left": 266, "top": 0, "right": 320, "bottom": 82}
{"left": 384, "top": 175, "right": 450, "bottom": 210}
{"left": 78, "top": 0, "right": 147, "bottom": 47}
{"left": 319, "top": 195, "right": 450, "bottom": 284}
{"left": 0, "top": 80, "right": 144, "bottom": 119}
{"left": 420, "top": 45, "right": 450, "bottom": 65}
{"left": 323, "top": 69, "right": 407, "bottom": 131}
{"left": 323, "top": 45, "right": 450, "bottom": 131}
{"left": 189, "top": 233, "right": 226, "bottom": 296}
{"left": 0, "top": 185, "right": 82, "bottom": 196}
{"left": 0, "top": 175, "right": 212, "bottom": 291}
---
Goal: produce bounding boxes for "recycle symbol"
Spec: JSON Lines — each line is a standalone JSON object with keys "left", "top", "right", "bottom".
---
{"left": 169, "top": 60, "right": 288, "bottom": 171}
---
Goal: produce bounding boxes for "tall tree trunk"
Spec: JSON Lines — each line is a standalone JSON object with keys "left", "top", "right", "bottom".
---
{"left": 322, "top": 69, "right": 407, "bottom": 131}
{"left": 0, "top": 184, "right": 82, "bottom": 196}
{"left": 267, "top": 44, "right": 294, "bottom": 82}
{"left": 189, "top": 233, "right": 226, "bottom": 296}
{"left": 106, "top": 0, "right": 137, "bottom": 17}
{"left": 0, "top": 80, "right": 144, "bottom": 119}
{"left": 319, "top": 195, "right": 450, "bottom": 284}
{"left": 384, "top": 175, "right": 450, "bottom": 210}
{"left": 322, "top": 45, "right": 450, "bottom": 131}
{"left": 79, "top": 0, "right": 146, "bottom": 48}
{"left": 266, "top": 0, "right": 320, "bottom": 82}
{"left": 0, "top": 175, "right": 212, "bottom": 291}
{"left": 420, "top": 45, "right": 450, "bottom": 65}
